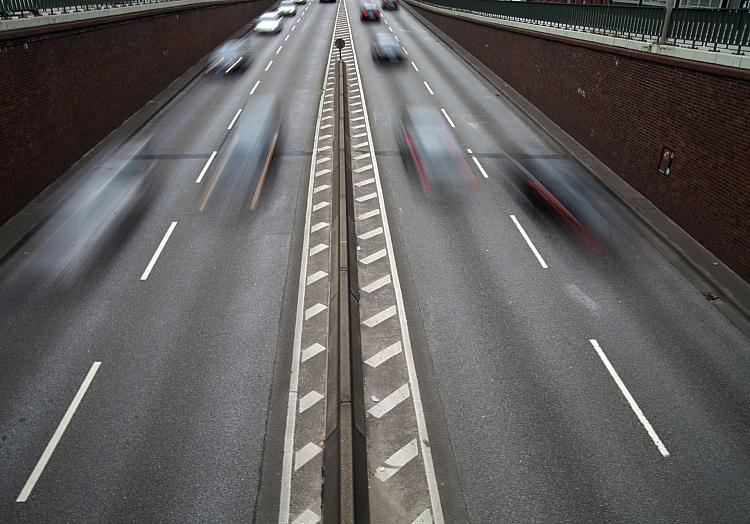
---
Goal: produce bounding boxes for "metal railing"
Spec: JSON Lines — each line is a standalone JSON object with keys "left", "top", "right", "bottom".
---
{"left": 0, "top": 0, "right": 179, "bottom": 18}
{"left": 412, "top": 0, "right": 749, "bottom": 53}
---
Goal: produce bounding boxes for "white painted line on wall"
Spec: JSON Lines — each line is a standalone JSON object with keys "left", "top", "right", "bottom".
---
{"left": 140, "top": 221, "right": 177, "bottom": 280}
{"left": 589, "top": 339, "right": 670, "bottom": 457}
{"left": 440, "top": 108, "right": 455, "bottom": 128}
{"left": 510, "top": 215, "right": 548, "bottom": 269}
{"left": 17, "top": 362, "right": 101, "bottom": 502}
{"left": 228, "top": 108, "right": 242, "bottom": 130}
{"left": 472, "top": 156, "right": 489, "bottom": 178}
{"left": 195, "top": 151, "right": 217, "bottom": 183}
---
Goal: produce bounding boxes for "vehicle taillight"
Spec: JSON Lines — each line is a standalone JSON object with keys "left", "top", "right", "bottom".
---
{"left": 376, "top": 9, "right": 380, "bottom": 15}
{"left": 363, "top": 9, "right": 367, "bottom": 15}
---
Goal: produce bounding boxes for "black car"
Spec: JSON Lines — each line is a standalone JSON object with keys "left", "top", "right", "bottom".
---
{"left": 372, "top": 33, "right": 403, "bottom": 63}
{"left": 361, "top": 3, "right": 381, "bottom": 20}
{"left": 382, "top": 0, "right": 398, "bottom": 9}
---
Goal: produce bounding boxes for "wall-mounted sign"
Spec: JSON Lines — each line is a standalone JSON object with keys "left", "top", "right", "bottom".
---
{"left": 657, "top": 147, "right": 674, "bottom": 177}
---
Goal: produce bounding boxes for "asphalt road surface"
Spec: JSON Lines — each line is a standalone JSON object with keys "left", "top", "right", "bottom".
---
{"left": 1, "top": 0, "right": 749, "bottom": 522}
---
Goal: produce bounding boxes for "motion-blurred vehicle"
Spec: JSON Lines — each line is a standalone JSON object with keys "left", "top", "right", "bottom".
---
{"left": 382, "top": 0, "right": 398, "bottom": 9}
{"left": 277, "top": 0, "right": 297, "bottom": 16}
{"left": 207, "top": 39, "right": 250, "bottom": 76}
{"left": 293, "top": 0, "right": 306, "bottom": 4}
{"left": 396, "top": 106, "right": 478, "bottom": 194}
{"left": 320, "top": 0, "right": 335, "bottom": 4}
{"left": 255, "top": 11, "right": 284, "bottom": 33}
{"left": 512, "top": 163, "right": 609, "bottom": 252}
{"left": 25, "top": 138, "right": 156, "bottom": 284}
{"left": 372, "top": 33, "right": 403, "bottom": 63}
{"left": 199, "top": 95, "right": 281, "bottom": 213}
{"left": 360, "top": 3, "right": 381, "bottom": 20}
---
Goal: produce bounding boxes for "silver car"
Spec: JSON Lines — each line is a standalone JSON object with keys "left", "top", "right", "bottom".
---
{"left": 255, "top": 11, "right": 283, "bottom": 33}
{"left": 277, "top": 0, "right": 297, "bottom": 16}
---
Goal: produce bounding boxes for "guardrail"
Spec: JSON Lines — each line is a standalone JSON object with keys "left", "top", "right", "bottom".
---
{"left": 412, "top": 0, "right": 749, "bottom": 53}
{"left": 0, "top": 0, "right": 178, "bottom": 18}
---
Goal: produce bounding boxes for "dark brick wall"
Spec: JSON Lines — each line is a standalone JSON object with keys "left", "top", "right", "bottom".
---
{"left": 415, "top": 7, "right": 750, "bottom": 281}
{"left": 0, "top": 0, "right": 272, "bottom": 226}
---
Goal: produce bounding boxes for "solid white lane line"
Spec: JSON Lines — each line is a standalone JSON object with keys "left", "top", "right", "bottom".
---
{"left": 227, "top": 108, "right": 242, "bottom": 130}
{"left": 440, "top": 108, "right": 455, "bottom": 128}
{"left": 341, "top": 0, "right": 443, "bottom": 514}
{"left": 277, "top": 45, "right": 283, "bottom": 54}
{"left": 423, "top": 81, "right": 434, "bottom": 95}
{"left": 369, "top": 383, "right": 410, "bottom": 418}
{"left": 365, "top": 341, "right": 402, "bottom": 368}
{"left": 411, "top": 61, "right": 419, "bottom": 72}
{"left": 509, "top": 215, "right": 548, "bottom": 269}
{"left": 140, "top": 222, "right": 177, "bottom": 280}
{"left": 250, "top": 80, "right": 261, "bottom": 95}
{"left": 472, "top": 156, "right": 489, "bottom": 178}
{"left": 589, "top": 339, "right": 670, "bottom": 457}
{"left": 265, "top": 60, "right": 274, "bottom": 72}
{"left": 195, "top": 151, "right": 217, "bottom": 183}
{"left": 17, "top": 362, "right": 101, "bottom": 503}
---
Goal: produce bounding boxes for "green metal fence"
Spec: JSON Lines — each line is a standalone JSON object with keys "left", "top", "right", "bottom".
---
{"left": 0, "top": 0, "right": 178, "bottom": 18}
{"left": 412, "top": 0, "right": 749, "bottom": 53}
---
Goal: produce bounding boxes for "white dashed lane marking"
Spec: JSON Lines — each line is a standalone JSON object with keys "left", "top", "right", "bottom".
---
{"left": 510, "top": 214, "right": 548, "bottom": 269}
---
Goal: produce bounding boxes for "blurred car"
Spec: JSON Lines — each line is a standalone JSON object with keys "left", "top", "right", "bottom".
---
{"left": 255, "top": 11, "right": 283, "bottom": 33}
{"left": 320, "top": 0, "right": 335, "bottom": 3}
{"left": 396, "top": 106, "right": 478, "bottom": 194}
{"left": 277, "top": 0, "right": 297, "bottom": 16}
{"left": 382, "top": 0, "right": 398, "bottom": 9}
{"left": 372, "top": 33, "right": 403, "bottom": 63}
{"left": 512, "top": 163, "right": 609, "bottom": 252}
{"left": 199, "top": 95, "right": 281, "bottom": 213}
{"left": 293, "top": 0, "right": 306, "bottom": 4}
{"left": 207, "top": 39, "right": 250, "bottom": 76}
{"left": 25, "top": 138, "right": 156, "bottom": 284}
{"left": 360, "top": 3, "right": 381, "bottom": 20}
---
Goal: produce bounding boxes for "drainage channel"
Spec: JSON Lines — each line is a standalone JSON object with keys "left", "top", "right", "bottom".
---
{"left": 279, "top": 1, "right": 443, "bottom": 522}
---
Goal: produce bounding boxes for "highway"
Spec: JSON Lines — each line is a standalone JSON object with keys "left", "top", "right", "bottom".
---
{"left": 1, "top": 0, "right": 749, "bottom": 522}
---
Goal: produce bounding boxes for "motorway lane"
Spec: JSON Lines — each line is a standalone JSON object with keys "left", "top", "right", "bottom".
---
{"left": 0, "top": 2, "right": 337, "bottom": 520}
{"left": 346, "top": 2, "right": 750, "bottom": 522}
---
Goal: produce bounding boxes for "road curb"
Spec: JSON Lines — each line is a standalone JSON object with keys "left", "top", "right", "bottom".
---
{"left": 403, "top": 0, "right": 750, "bottom": 329}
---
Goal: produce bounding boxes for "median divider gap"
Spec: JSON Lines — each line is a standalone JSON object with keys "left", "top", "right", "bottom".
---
{"left": 322, "top": 58, "right": 370, "bottom": 524}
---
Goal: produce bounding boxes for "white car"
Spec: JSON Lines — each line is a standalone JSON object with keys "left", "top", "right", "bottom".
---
{"left": 255, "top": 11, "right": 283, "bottom": 33}
{"left": 276, "top": 0, "right": 297, "bottom": 16}
{"left": 293, "top": 0, "right": 306, "bottom": 4}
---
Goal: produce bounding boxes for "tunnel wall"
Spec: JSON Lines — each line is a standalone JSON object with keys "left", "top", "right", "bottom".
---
{"left": 0, "top": 0, "right": 273, "bottom": 226}
{"left": 410, "top": 4, "right": 750, "bottom": 282}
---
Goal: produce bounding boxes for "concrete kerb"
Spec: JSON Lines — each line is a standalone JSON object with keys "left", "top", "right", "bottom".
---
{"left": 0, "top": 15, "right": 260, "bottom": 271}
{"left": 402, "top": 0, "right": 750, "bottom": 329}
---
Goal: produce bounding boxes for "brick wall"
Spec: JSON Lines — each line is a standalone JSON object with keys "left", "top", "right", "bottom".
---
{"left": 0, "top": 0, "right": 272, "bottom": 226}
{"left": 414, "top": 7, "right": 750, "bottom": 281}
